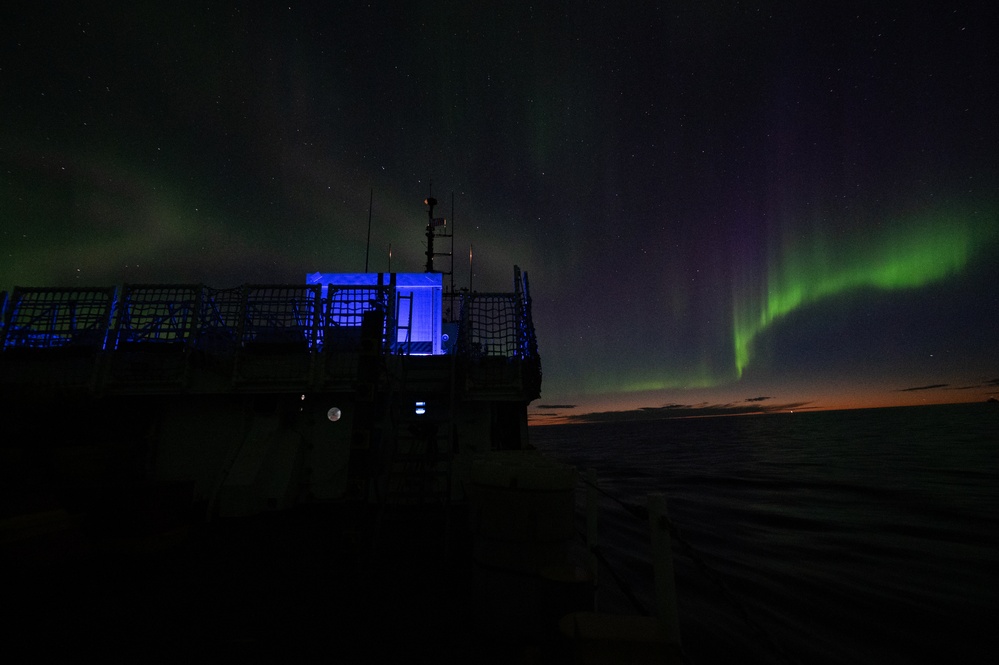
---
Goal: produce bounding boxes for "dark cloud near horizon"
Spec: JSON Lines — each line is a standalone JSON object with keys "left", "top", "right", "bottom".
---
{"left": 745, "top": 396, "right": 772, "bottom": 402}
{"left": 898, "top": 384, "right": 950, "bottom": 392}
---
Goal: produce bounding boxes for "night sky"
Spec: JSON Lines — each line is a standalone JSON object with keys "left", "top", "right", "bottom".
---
{"left": 3, "top": 2, "right": 997, "bottom": 422}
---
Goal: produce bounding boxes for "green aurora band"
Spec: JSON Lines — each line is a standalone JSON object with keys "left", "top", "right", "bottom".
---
{"left": 732, "top": 208, "right": 997, "bottom": 378}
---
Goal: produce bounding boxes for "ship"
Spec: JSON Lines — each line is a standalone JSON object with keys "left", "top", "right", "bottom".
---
{"left": 0, "top": 194, "right": 541, "bottom": 516}
{"left": 2, "top": 196, "right": 679, "bottom": 663}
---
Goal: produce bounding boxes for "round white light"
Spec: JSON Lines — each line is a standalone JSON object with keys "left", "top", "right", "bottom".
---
{"left": 327, "top": 407, "right": 342, "bottom": 422}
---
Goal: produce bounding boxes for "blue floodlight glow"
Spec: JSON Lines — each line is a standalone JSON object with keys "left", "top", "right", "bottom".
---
{"left": 415, "top": 401, "right": 426, "bottom": 416}
{"left": 306, "top": 272, "right": 444, "bottom": 355}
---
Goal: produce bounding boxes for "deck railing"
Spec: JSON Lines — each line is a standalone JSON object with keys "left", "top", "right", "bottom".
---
{"left": 1, "top": 270, "right": 541, "bottom": 396}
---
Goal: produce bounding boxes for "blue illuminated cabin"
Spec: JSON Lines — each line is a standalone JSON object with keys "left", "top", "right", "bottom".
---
{"left": 306, "top": 271, "right": 447, "bottom": 356}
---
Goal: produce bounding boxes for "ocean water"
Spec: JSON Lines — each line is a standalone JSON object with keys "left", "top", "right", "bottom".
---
{"left": 530, "top": 402, "right": 999, "bottom": 665}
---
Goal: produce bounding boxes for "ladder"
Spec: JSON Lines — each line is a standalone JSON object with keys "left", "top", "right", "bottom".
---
{"left": 394, "top": 291, "right": 413, "bottom": 355}
{"left": 374, "top": 353, "right": 458, "bottom": 553}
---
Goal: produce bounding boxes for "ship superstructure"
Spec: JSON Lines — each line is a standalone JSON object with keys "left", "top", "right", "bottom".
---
{"left": 0, "top": 199, "right": 541, "bottom": 522}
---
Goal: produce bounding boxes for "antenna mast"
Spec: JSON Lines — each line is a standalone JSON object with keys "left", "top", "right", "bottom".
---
{"left": 424, "top": 185, "right": 437, "bottom": 273}
{"left": 423, "top": 182, "right": 454, "bottom": 278}
{"left": 365, "top": 188, "right": 373, "bottom": 272}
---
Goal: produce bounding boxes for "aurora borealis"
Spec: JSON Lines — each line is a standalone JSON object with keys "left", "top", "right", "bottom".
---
{"left": 2, "top": 2, "right": 997, "bottom": 422}
{"left": 733, "top": 207, "right": 996, "bottom": 378}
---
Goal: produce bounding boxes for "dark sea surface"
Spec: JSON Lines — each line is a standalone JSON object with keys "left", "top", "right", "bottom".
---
{"left": 530, "top": 402, "right": 999, "bottom": 665}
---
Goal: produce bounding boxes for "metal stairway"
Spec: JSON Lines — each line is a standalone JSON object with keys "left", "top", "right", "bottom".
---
{"left": 373, "top": 353, "right": 458, "bottom": 552}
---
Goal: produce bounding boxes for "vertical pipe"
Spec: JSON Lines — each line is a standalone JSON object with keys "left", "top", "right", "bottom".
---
{"left": 648, "top": 492, "right": 681, "bottom": 644}
{"left": 450, "top": 191, "right": 455, "bottom": 297}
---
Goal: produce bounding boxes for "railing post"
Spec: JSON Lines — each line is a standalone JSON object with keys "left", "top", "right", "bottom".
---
{"left": 648, "top": 492, "right": 681, "bottom": 644}
{"left": 586, "top": 468, "right": 599, "bottom": 610}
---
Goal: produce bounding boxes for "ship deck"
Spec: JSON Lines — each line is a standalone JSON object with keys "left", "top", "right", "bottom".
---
{"left": 6, "top": 501, "right": 583, "bottom": 663}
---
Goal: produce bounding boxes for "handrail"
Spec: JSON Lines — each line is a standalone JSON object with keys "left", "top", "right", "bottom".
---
{"left": 579, "top": 471, "right": 802, "bottom": 665}
{"left": 1, "top": 279, "right": 538, "bottom": 363}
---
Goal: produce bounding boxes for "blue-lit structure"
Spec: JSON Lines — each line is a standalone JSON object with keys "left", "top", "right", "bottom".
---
{"left": 306, "top": 271, "right": 445, "bottom": 355}
{"left": 0, "top": 271, "right": 537, "bottom": 362}
{"left": 0, "top": 197, "right": 541, "bottom": 521}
